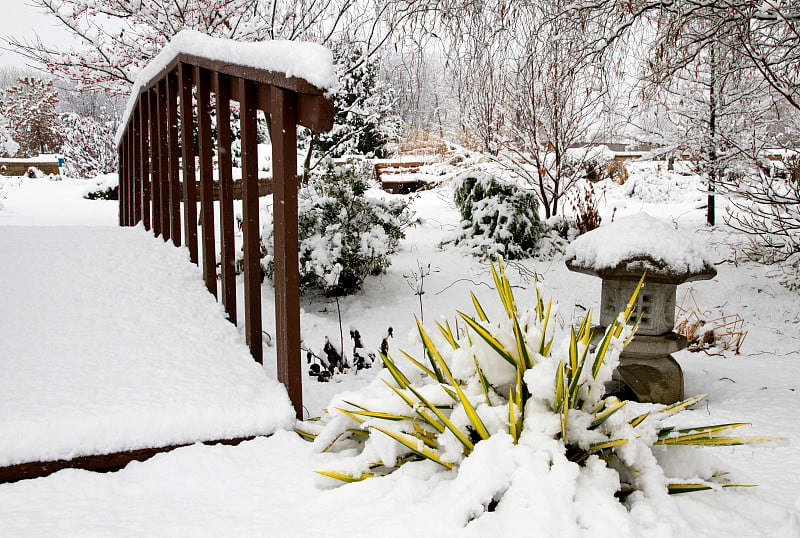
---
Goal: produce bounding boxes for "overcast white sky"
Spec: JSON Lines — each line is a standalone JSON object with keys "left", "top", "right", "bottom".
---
{"left": 0, "top": 0, "right": 76, "bottom": 68}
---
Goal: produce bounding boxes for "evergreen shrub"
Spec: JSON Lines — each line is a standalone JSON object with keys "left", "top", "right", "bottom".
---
{"left": 452, "top": 171, "right": 543, "bottom": 259}
{"left": 261, "top": 160, "right": 414, "bottom": 296}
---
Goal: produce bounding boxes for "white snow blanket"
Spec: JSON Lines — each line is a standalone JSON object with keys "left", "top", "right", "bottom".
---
{"left": 0, "top": 226, "right": 294, "bottom": 467}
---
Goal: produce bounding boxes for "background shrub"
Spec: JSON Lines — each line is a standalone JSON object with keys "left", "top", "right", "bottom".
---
{"left": 451, "top": 171, "right": 543, "bottom": 259}
{"left": 261, "top": 161, "right": 414, "bottom": 296}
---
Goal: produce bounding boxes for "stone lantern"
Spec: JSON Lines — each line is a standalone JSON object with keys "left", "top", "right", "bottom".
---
{"left": 565, "top": 213, "right": 716, "bottom": 404}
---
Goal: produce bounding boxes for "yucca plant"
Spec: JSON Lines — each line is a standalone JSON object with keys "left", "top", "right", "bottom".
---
{"left": 299, "top": 258, "right": 780, "bottom": 504}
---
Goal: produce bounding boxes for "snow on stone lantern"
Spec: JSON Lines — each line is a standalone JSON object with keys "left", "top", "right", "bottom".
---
{"left": 565, "top": 213, "right": 717, "bottom": 404}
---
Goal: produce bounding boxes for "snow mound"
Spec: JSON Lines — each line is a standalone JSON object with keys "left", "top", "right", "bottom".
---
{"left": 0, "top": 226, "right": 294, "bottom": 467}
{"left": 565, "top": 213, "right": 714, "bottom": 278}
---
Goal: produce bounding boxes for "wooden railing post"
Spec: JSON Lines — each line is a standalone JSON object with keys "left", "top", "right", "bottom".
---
{"left": 179, "top": 63, "right": 197, "bottom": 264}
{"left": 118, "top": 136, "right": 126, "bottom": 226}
{"left": 216, "top": 72, "right": 237, "bottom": 324}
{"left": 240, "top": 78, "right": 263, "bottom": 365}
{"left": 167, "top": 71, "right": 181, "bottom": 246}
{"left": 127, "top": 127, "right": 135, "bottom": 225}
{"left": 140, "top": 91, "right": 151, "bottom": 232}
{"left": 150, "top": 87, "right": 162, "bottom": 237}
{"left": 270, "top": 86, "right": 302, "bottom": 419}
{"left": 133, "top": 101, "right": 142, "bottom": 225}
{"left": 196, "top": 67, "right": 217, "bottom": 298}
{"left": 157, "top": 79, "right": 170, "bottom": 241}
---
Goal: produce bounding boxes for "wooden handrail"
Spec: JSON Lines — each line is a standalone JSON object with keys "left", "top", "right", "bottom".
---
{"left": 117, "top": 47, "right": 334, "bottom": 419}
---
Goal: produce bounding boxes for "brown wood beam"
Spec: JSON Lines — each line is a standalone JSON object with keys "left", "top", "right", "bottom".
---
{"left": 215, "top": 72, "right": 237, "bottom": 325}
{"left": 240, "top": 78, "right": 263, "bottom": 364}
{"left": 0, "top": 435, "right": 258, "bottom": 484}
{"left": 196, "top": 67, "right": 217, "bottom": 298}
{"left": 179, "top": 63, "right": 197, "bottom": 264}
{"left": 270, "top": 86, "right": 302, "bottom": 419}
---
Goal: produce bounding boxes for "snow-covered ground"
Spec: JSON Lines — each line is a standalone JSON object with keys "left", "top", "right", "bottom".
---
{"left": 0, "top": 166, "right": 798, "bottom": 536}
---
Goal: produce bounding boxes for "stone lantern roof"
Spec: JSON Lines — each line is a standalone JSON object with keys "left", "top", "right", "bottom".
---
{"left": 565, "top": 213, "right": 717, "bottom": 284}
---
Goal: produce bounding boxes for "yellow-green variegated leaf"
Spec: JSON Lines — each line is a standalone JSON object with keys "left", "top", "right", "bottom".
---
{"left": 509, "top": 386, "right": 518, "bottom": 443}
{"left": 373, "top": 426, "right": 454, "bottom": 469}
{"left": 473, "top": 356, "right": 492, "bottom": 406}
{"left": 436, "top": 320, "right": 459, "bottom": 349}
{"left": 294, "top": 428, "right": 317, "bottom": 442}
{"left": 379, "top": 352, "right": 410, "bottom": 389}
{"left": 555, "top": 359, "right": 566, "bottom": 413}
{"left": 315, "top": 470, "right": 374, "bottom": 482}
{"left": 589, "top": 399, "right": 627, "bottom": 429}
{"left": 457, "top": 312, "right": 518, "bottom": 368}
{"left": 416, "top": 317, "right": 448, "bottom": 382}
{"left": 668, "top": 482, "right": 756, "bottom": 494}
{"left": 398, "top": 349, "right": 437, "bottom": 380}
{"left": 660, "top": 394, "right": 709, "bottom": 417}
{"left": 658, "top": 435, "right": 785, "bottom": 447}
{"left": 347, "top": 409, "right": 416, "bottom": 422}
{"left": 588, "top": 438, "right": 628, "bottom": 452}
{"left": 539, "top": 298, "right": 553, "bottom": 355}
{"left": 470, "top": 291, "right": 489, "bottom": 322}
{"left": 630, "top": 412, "right": 650, "bottom": 428}
{"left": 407, "top": 385, "right": 474, "bottom": 452}
{"left": 512, "top": 315, "right": 534, "bottom": 369}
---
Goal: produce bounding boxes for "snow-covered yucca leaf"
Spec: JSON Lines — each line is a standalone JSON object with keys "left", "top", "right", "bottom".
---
{"left": 630, "top": 412, "right": 650, "bottom": 428}
{"left": 470, "top": 291, "right": 489, "bottom": 322}
{"left": 412, "top": 422, "right": 439, "bottom": 449}
{"left": 436, "top": 320, "right": 459, "bottom": 349}
{"left": 346, "top": 409, "right": 416, "bottom": 422}
{"left": 398, "top": 349, "right": 437, "bottom": 380}
{"left": 416, "top": 317, "right": 447, "bottom": 382}
{"left": 373, "top": 426, "right": 454, "bottom": 470}
{"left": 660, "top": 394, "right": 708, "bottom": 417}
{"left": 457, "top": 312, "right": 518, "bottom": 368}
{"left": 513, "top": 316, "right": 534, "bottom": 369}
{"left": 381, "top": 379, "right": 445, "bottom": 433}
{"left": 589, "top": 398, "right": 627, "bottom": 429}
{"left": 408, "top": 385, "right": 474, "bottom": 452}
{"left": 657, "top": 422, "right": 749, "bottom": 442}
{"left": 316, "top": 470, "right": 374, "bottom": 482}
{"left": 430, "top": 342, "right": 490, "bottom": 442}
{"left": 588, "top": 438, "right": 628, "bottom": 452}
{"left": 555, "top": 360, "right": 566, "bottom": 414}
{"left": 474, "top": 356, "right": 492, "bottom": 406}
{"left": 335, "top": 407, "right": 366, "bottom": 425}
{"left": 538, "top": 298, "right": 553, "bottom": 355}
{"left": 667, "top": 483, "right": 755, "bottom": 494}
{"left": 509, "top": 386, "right": 518, "bottom": 443}
{"left": 294, "top": 428, "right": 317, "bottom": 441}
{"left": 379, "top": 352, "right": 411, "bottom": 389}
{"left": 490, "top": 260, "right": 514, "bottom": 319}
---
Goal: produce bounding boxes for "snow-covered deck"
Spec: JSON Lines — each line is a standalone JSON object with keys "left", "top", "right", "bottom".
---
{"left": 0, "top": 225, "right": 294, "bottom": 474}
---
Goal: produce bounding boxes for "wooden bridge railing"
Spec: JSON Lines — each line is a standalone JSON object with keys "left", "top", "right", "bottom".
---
{"left": 117, "top": 50, "right": 334, "bottom": 419}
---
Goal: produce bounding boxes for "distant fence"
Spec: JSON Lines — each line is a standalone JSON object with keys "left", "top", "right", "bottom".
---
{"left": 116, "top": 53, "right": 333, "bottom": 419}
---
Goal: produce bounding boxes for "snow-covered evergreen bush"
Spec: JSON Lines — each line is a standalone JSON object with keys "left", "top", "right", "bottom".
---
{"left": 451, "top": 171, "right": 543, "bottom": 259}
{"left": 261, "top": 161, "right": 414, "bottom": 296}
{"left": 302, "top": 259, "right": 779, "bottom": 518}
{"left": 82, "top": 173, "right": 119, "bottom": 200}
{"left": 61, "top": 112, "right": 118, "bottom": 178}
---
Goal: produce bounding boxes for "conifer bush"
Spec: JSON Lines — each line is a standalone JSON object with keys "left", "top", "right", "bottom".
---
{"left": 300, "top": 258, "right": 780, "bottom": 514}
{"left": 261, "top": 161, "right": 414, "bottom": 296}
{"left": 451, "top": 172, "right": 543, "bottom": 259}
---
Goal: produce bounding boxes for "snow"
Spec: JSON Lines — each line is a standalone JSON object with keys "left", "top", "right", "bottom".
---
{"left": 1, "top": 163, "right": 799, "bottom": 536}
{"left": 116, "top": 30, "right": 336, "bottom": 145}
{"left": 0, "top": 178, "right": 293, "bottom": 467}
{"left": 566, "top": 212, "right": 713, "bottom": 276}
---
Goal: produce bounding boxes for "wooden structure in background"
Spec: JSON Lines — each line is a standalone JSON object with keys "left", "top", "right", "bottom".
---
{"left": 117, "top": 55, "right": 334, "bottom": 419}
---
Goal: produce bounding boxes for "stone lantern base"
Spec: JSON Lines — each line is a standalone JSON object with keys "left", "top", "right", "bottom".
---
{"left": 595, "top": 330, "right": 686, "bottom": 405}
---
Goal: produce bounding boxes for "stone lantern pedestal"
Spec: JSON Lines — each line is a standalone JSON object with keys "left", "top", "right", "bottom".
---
{"left": 565, "top": 213, "right": 717, "bottom": 405}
